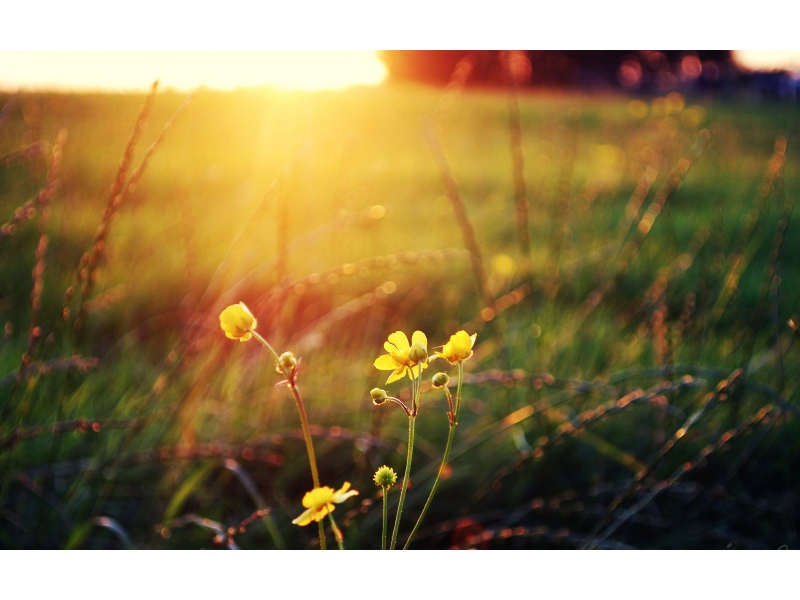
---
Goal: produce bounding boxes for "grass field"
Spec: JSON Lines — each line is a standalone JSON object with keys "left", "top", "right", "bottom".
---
{"left": 1, "top": 80, "right": 799, "bottom": 549}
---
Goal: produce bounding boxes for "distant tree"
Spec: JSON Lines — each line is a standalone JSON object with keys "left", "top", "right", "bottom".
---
{"left": 379, "top": 50, "right": 733, "bottom": 92}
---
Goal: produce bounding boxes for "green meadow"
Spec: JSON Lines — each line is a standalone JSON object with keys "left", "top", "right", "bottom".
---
{"left": 1, "top": 82, "right": 799, "bottom": 549}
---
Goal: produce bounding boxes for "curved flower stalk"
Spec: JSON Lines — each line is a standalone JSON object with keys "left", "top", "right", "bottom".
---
{"left": 220, "top": 301, "right": 326, "bottom": 549}
{"left": 404, "top": 330, "right": 476, "bottom": 549}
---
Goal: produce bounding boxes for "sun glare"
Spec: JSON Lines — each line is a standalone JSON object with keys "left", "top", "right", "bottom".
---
{"left": 0, "top": 51, "right": 388, "bottom": 92}
{"left": 733, "top": 50, "right": 800, "bottom": 74}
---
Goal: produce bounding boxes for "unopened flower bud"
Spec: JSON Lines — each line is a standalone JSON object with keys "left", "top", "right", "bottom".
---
{"left": 408, "top": 341, "right": 428, "bottom": 363}
{"left": 373, "top": 465, "right": 397, "bottom": 488}
{"left": 431, "top": 372, "right": 450, "bottom": 388}
{"left": 278, "top": 351, "right": 297, "bottom": 370}
{"left": 370, "top": 388, "right": 388, "bottom": 405}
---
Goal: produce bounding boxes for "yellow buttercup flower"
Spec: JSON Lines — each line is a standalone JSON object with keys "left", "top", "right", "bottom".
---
{"left": 292, "top": 482, "right": 360, "bottom": 526}
{"left": 219, "top": 302, "right": 257, "bottom": 342}
{"left": 436, "top": 330, "right": 477, "bottom": 364}
{"left": 373, "top": 330, "right": 429, "bottom": 384}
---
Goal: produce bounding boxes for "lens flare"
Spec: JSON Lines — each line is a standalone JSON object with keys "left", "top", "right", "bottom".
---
{"left": 0, "top": 51, "right": 388, "bottom": 92}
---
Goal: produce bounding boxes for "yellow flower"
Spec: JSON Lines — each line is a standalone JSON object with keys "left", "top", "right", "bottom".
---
{"left": 291, "top": 482, "right": 359, "bottom": 526}
{"left": 373, "top": 330, "right": 429, "bottom": 384}
{"left": 436, "top": 330, "right": 477, "bottom": 364}
{"left": 219, "top": 302, "right": 257, "bottom": 342}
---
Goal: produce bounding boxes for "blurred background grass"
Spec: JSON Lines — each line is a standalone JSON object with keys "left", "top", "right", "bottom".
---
{"left": 1, "top": 80, "right": 799, "bottom": 549}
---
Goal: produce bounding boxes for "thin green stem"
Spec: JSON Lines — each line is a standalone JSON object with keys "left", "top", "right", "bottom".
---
{"left": 249, "top": 329, "right": 325, "bottom": 550}
{"left": 382, "top": 486, "right": 389, "bottom": 550}
{"left": 390, "top": 414, "right": 415, "bottom": 549}
{"left": 390, "top": 370, "right": 420, "bottom": 550}
{"left": 410, "top": 367, "right": 419, "bottom": 414}
{"left": 403, "top": 426, "right": 456, "bottom": 549}
{"left": 455, "top": 360, "right": 464, "bottom": 416}
{"left": 403, "top": 360, "right": 464, "bottom": 549}
{"left": 285, "top": 380, "right": 321, "bottom": 487}
{"left": 327, "top": 513, "right": 345, "bottom": 550}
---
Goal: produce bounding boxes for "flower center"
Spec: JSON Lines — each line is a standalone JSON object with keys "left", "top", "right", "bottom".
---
{"left": 390, "top": 348, "right": 413, "bottom": 367}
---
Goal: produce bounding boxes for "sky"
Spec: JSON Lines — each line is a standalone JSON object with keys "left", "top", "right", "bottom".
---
{"left": 0, "top": 3, "right": 798, "bottom": 92}
{"left": 734, "top": 50, "right": 800, "bottom": 73}
{"left": 1, "top": 51, "right": 798, "bottom": 93}
{"left": 0, "top": 51, "right": 389, "bottom": 92}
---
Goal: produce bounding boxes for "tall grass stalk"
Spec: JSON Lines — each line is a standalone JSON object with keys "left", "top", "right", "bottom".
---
{"left": 426, "top": 124, "right": 493, "bottom": 308}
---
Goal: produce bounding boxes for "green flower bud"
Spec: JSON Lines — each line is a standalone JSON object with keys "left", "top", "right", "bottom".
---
{"left": 431, "top": 372, "right": 450, "bottom": 388}
{"left": 408, "top": 341, "right": 428, "bottom": 364}
{"left": 278, "top": 352, "right": 297, "bottom": 370}
{"left": 370, "top": 388, "right": 388, "bottom": 405}
{"left": 373, "top": 465, "right": 397, "bottom": 488}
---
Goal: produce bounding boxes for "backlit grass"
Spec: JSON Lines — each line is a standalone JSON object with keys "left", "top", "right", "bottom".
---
{"left": 1, "top": 82, "right": 799, "bottom": 549}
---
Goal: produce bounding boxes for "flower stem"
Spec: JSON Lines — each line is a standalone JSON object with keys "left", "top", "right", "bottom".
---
{"left": 403, "top": 426, "right": 456, "bottom": 549}
{"left": 390, "top": 368, "right": 421, "bottom": 550}
{"left": 381, "top": 486, "right": 389, "bottom": 550}
{"left": 403, "top": 360, "right": 464, "bottom": 549}
{"left": 327, "top": 513, "right": 345, "bottom": 550}
{"left": 390, "top": 414, "right": 415, "bottom": 550}
{"left": 250, "top": 329, "right": 326, "bottom": 550}
{"left": 455, "top": 360, "right": 464, "bottom": 417}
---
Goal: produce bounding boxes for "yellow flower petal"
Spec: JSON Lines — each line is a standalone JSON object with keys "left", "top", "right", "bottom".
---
{"left": 374, "top": 330, "right": 430, "bottom": 385}
{"left": 454, "top": 330, "right": 473, "bottom": 352}
{"left": 292, "top": 506, "right": 318, "bottom": 526}
{"left": 293, "top": 483, "right": 359, "bottom": 526}
{"left": 332, "top": 482, "right": 359, "bottom": 503}
{"left": 411, "top": 330, "right": 427, "bottom": 348}
{"left": 302, "top": 486, "right": 334, "bottom": 508}
{"left": 219, "top": 302, "right": 257, "bottom": 341}
{"left": 439, "top": 330, "right": 477, "bottom": 363}
{"left": 374, "top": 354, "right": 399, "bottom": 370}
{"left": 386, "top": 367, "right": 406, "bottom": 384}
{"left": 387, "top": 331, "right": 410, "bottom": 352}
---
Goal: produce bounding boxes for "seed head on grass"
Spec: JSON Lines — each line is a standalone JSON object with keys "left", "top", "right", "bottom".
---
{"left": 292, "top": 483, "right": 359, "bottom": 526}
{"left": 219, "top": 302, "right": 257, "bottom": 341}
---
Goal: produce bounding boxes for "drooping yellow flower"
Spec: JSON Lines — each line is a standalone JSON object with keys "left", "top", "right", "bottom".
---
{"left": 292, "top": 482, "right": 359, "bottom": 526}
{"left": 436, "top": 330, "right": 477, "bottom": 364}
{"left": 219, "top": 302, "right": 257, "bottom": 342}
{"left": 373, "top": 330, "right": 429, "bottom": 384}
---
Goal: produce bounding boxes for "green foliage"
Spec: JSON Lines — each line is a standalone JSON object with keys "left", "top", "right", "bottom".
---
{"left": 1, "top": 84, "right": 799, "bottom": 549}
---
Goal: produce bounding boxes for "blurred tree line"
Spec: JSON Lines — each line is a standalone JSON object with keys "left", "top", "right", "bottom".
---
{"left": 379, "top": 50, "right": 736, "bottom": 94}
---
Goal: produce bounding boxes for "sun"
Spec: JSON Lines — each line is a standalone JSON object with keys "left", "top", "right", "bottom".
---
{"left": 733, "top": 50, "right": 800, "bottom": 73}
{"left": 0, "top": 51, "right": 388, "bottom": 92}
